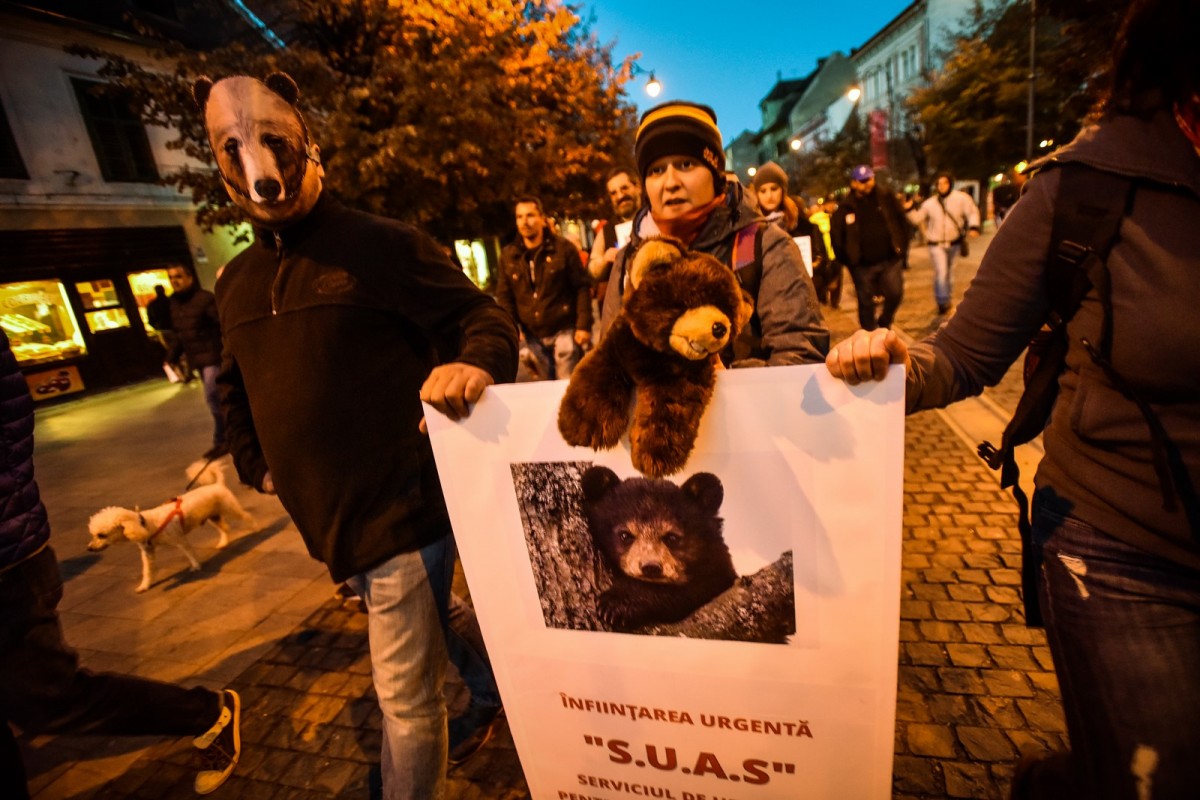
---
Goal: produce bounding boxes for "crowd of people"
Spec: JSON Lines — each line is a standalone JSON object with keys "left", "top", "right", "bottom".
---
{"left": 2, "top": 0, "right": 1196, "bottom": 798}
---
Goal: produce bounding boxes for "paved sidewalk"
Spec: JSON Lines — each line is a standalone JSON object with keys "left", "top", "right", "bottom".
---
{"left": 17, "top": 229, "right": 1066, "bottom": 799}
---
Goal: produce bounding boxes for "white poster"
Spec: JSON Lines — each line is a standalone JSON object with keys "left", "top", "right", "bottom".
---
{"left": 792, "top": 236, "right": 814, "bottom": 277}
{"left": 426, "top": 365, "right": 904, "bottom": 799}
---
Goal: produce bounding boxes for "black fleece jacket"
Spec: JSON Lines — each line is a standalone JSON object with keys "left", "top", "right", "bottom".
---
{"left": 216, "top": 195, "right": 518, "bottom": 581}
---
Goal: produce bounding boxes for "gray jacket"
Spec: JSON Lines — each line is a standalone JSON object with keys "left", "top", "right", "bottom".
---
{"left": 600, "top": 183, "right": 829, "bottom": 367}
{"left": 907, "top": 189, "right": 981, "bottom": 245}
{"left": 907, "top": 109, "right": 1200, "bottom": 568}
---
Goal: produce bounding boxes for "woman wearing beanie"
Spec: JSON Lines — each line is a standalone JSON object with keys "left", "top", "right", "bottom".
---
{"left": 599, "top": 101, "right": 829, "bottom": 367}
{"left": 752, "top": 161, "right": 832, "bottom": 304}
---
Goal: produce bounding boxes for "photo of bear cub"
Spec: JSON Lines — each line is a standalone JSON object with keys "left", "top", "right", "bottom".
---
{"left": 581, "top": 465, "right": 737, "bottom": 632}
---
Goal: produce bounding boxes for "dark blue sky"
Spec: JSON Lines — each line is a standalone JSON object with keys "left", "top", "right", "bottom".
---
{"left": 584, "top": 1, "right": 913, "bottom": 141}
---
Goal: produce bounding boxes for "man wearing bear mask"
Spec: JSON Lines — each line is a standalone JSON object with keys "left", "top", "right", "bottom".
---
{"left": 195, "top": 73, "right": 517, "bottom": 799}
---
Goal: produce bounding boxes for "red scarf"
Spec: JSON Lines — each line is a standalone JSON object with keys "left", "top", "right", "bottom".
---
{"left": 1175, "top": 94, "right": 1200, "bottom": 155}
{"left": 650, "top": 193, "right": 726, "bottom": 246}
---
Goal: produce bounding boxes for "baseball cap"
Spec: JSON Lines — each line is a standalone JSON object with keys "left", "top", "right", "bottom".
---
{"left": 850, "top": 164, "right": 875, "bottom": 182}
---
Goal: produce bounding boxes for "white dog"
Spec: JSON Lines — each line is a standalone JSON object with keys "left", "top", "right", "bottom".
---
{"left": 87, "top": 471, "right": 255, "bottom": 592}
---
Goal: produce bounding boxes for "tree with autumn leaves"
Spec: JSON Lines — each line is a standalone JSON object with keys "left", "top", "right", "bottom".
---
{"left": 71, "top": 0, "right": 638, "bottom": 242}
{"left": 906, "top": 0, "right": 1130, "bottom": 187}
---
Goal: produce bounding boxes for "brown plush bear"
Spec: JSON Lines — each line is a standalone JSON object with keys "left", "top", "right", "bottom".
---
{"left": 558, "top": 237, "right": 753, "bottom": 477}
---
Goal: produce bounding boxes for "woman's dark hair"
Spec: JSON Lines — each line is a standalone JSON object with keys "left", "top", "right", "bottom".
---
{"left": 1098, "top": 0, "right": 1200, "bottom": 118}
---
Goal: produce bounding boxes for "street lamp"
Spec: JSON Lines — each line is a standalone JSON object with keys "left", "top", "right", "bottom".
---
{"left": 846, "top": 86, "right": 862, "bottom": 103}
{"left": 747, "top": 167, "right": 757, "bottom": 177}
{"left": 629, "top": 63, "right": 662, "bottom": 98}
{"left": 790, "top": 138, "right": 802, "bottom": 151}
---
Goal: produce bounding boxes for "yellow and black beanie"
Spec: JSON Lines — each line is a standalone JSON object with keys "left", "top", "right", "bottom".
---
{"left": 635, "top": 101, "right": 725, "bottom": 180}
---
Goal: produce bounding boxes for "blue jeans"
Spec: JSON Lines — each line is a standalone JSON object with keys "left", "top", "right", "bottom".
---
{"left": 928, "top": 243, "right": 961, "bottom": 307}
{"left": 200, "top": 365, "right": 225, "bottom": 448}
{"left": 1032, "top": 501, "right": 1200, "bottom": 799}
{"left": 524, "top": 329, "right": 581, "bottom": 380}
{"left": 346, "top": 537, "right": 498, "bottom": 799}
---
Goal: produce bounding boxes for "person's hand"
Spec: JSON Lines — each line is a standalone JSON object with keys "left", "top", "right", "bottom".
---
{"left": 969, "top": 229, "right": 981, "bottom": 238}
{"left": 574, "top": 329, "right": 592, "bottom": 347}
{"left": 825, "top": 328, "right": 910, "bottom": 385}
{"left": 260, "top": 471, "right": 276, "bottom": 495}
{"left": 418, "top": 362, "right": 494, "bottom": 432}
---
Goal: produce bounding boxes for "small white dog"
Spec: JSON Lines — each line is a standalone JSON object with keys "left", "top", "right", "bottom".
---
{"left": 88, "top": 463, "right": 255, "bottom": 592}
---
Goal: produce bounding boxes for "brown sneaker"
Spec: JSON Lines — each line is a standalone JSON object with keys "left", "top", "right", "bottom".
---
{"left": 193, "top": 690, "right": 241, "bottom": 795}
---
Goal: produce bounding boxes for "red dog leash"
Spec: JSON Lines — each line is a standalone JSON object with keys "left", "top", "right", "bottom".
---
{"left": 138, "top": 497, "right": 185, "bottom": 538}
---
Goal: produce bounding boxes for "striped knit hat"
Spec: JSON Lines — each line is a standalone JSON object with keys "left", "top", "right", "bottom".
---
{"left": 634, "top": 101, "right": 725, "bottom": 180}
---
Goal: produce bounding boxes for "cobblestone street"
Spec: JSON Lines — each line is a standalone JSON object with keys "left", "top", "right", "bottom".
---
{"left": 19, "top": 228, "right": 1066, "bottom": 799}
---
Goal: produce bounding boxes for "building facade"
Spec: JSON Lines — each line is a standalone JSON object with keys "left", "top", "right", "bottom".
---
{"left": 0, "top": 1, "right": 262, "bottom": 400}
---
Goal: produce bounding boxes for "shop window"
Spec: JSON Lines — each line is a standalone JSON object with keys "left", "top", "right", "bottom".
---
{"left": 127, "top": 268, "right": 172, "bottom": 326}
{"left": 76, "top": 279, "right": 131, "bottom": 333}
{"left": 0, "top": 100, "right": 28, "bottom": 180}
{"left": 0, "top": 280, "right": 86, "bottom": 364}
{"left": 71, "top": 78, "right": 159, "bottom": 184}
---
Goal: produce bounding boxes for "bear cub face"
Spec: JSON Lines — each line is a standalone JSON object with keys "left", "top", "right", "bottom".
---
{"left": 581, "top": 466, "right": 737, "bottom": 631}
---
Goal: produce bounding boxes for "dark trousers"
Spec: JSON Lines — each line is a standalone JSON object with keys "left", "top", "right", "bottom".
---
{"left": 1027, "top": 501, "right": 1200, "bottom": 799}
{"left": 1, "top": 547, "right": 220, "bottom": 798}
{"left": 849, "top": 257, "right": 904, "bottom": 330}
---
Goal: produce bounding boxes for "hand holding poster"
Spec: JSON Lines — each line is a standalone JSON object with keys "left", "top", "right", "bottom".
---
{"left": 425, "top": 365, "right": 904, "bottom": 798}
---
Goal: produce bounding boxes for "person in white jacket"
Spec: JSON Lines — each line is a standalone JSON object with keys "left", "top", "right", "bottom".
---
{"left": 907, "top": 172, "right": 980, "bottom": 314}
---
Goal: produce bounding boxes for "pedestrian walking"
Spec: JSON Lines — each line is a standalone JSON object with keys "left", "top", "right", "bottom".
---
{"left": 165, "top": 264, "right": 225, "bottom": 456}
{"left": 905, "top": 171, "right": 981, "bottom": 315}
{"left": 751, "top": 161, "right": 830, "bottom": 300}
{"left": 196, "top": 72, "right": 517, "bottom": 799}
{"left": 830, "top": 164, "right": 908, "bottom": 330}
{"left": 826, "top": 1, "right": 1200, "bottom": 795}
{"left": 496, "top": 195, "right": 593, "bottom": 381}
{"left": 600, "top": 101, "right": 828, "bottom": 366}
{"left": 0, "top": 330, "right": 241, "bottom": 799}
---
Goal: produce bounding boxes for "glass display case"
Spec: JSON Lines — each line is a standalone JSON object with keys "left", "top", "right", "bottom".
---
{"left": 0, "top": 280, "right": 87, "bottom": 364}
{"left": 75, "top": 279, "right": 131, "bottom": 333}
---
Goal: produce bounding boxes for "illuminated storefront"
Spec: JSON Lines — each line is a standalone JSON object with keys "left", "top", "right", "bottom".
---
{"left": 0, "top": 225, "right": 194, "bottom": 400}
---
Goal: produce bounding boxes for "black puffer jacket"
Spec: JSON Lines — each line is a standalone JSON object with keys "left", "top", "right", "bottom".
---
{"left": 167, "top": 285, "right": 222, "bottom": 368}
{"left": 0, "top": 330, "right": 50, "bottom": 571}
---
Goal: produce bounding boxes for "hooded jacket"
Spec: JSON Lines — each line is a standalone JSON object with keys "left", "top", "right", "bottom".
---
{"left": 600, "top": 181, "right": 829, "bottom": 367}
{"left": 906, "top": 109, "right": 1200, "bottom": 568}
{"left": 0, "top": 331, "right": 50, "bottom": 571}
{"left": 216, "top": 195, "right": 518, "bottom": 582}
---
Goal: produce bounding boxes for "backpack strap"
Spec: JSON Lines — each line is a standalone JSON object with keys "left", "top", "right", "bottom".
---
{"left": 976, "top": 163, "right": 1134, "bottom": 626}
{"left": 731, "top": 222, "right": 765, "bottom": 301}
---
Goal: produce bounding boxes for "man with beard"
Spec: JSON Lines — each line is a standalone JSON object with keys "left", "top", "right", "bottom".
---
{"left": 195, "top": 72, "right": 517, "bottom": 799}
{"left": 589, "top": 168, "right": 642, "bottom": 282}
{"left": 496, "top": 196, "right": 593, "bottom": 380}
{"left": 830, "top": 165, "right": 909, "bottom": 330}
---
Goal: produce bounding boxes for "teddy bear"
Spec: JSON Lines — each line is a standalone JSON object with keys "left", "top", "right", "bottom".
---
{"left": 557, "top": 237, "right": 753, "bottom": 477}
